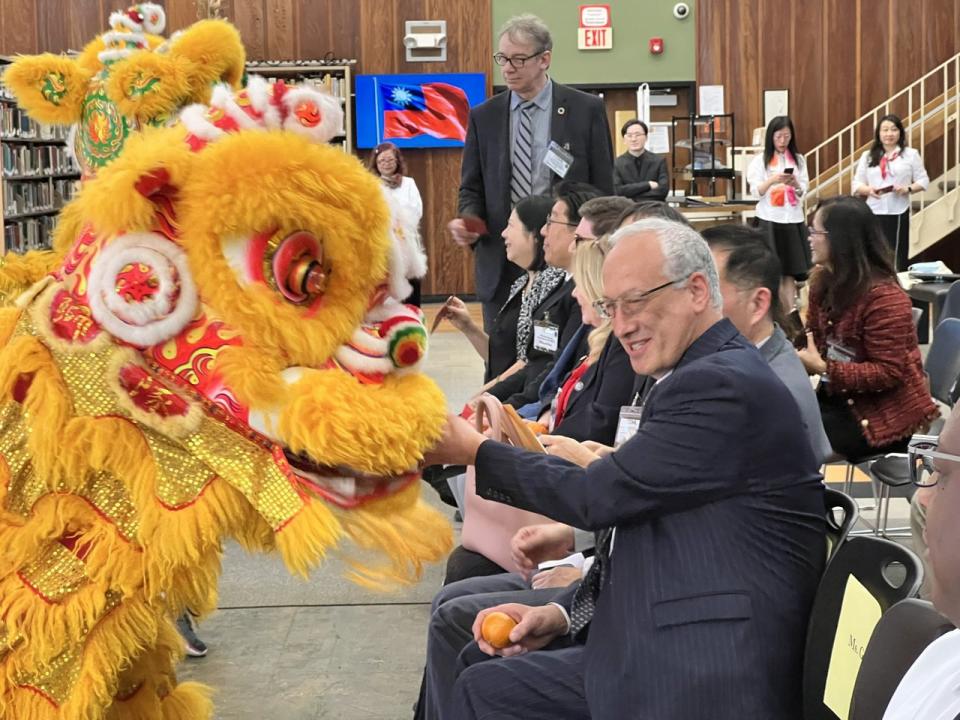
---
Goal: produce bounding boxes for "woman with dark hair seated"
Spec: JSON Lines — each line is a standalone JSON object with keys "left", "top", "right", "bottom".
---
{"left": 437, "top": 195, "right": 562, "bottom": 384}
{"left": 797, "top": 196, "right": 938, "bottom": 461}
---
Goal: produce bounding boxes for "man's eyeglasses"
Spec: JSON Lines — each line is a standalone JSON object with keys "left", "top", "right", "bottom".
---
{"left": 624, "top": 132, "right": 646, "bottom": 139}
{"left": 808, "top": 227, "right": 829, "bottom": 237}
{"left": 545, "top": 214, "right": 578, "bottom": 228}
{"left": 909, "top": 434, "right": 960, "bottom": 487}
{"left": 593, "top": 275, "right": 689, "bottom": 320}
{"left": 494, "top": 50, "right": 546, "bottom": 68}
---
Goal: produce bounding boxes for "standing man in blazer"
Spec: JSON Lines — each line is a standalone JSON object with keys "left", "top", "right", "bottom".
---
{"left": 424, "top": 218, "right": 825, "bottom": 719}
{"left": 449, "top": 14, "right": 614, "bottom": 331}
{"left": 613, "top": 118, "right": 669, "bottom": 201}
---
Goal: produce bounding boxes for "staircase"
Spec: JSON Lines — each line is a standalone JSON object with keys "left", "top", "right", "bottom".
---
{"left": 803, "top": 52, "right": 960, "bottom": 261}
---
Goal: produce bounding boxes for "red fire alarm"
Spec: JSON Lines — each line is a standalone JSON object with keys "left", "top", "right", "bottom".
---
{"left": 649, "top": 37, "right": 664, "bottom": 54}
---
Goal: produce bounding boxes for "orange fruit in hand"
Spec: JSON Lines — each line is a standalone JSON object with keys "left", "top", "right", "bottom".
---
{"left": 481, "top": 611, "right": 518, "bottom": 649}
{"left": 527, "top": 421, "right": 549, "bottom": 435}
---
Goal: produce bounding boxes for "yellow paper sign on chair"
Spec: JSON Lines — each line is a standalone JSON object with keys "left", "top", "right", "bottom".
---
{"left": 823, "top": 575, "right": 883, "bottom": 719}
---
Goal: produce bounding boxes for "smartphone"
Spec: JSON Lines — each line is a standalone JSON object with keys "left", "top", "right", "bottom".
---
{"left": 877, "top": 185, "right": 895, "bottom": 195}
{"left": 783, "top": 167, "right": 795, "bottom": 174}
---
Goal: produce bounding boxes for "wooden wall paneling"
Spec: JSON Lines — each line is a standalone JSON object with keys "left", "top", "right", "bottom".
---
{"left": 328, "top": 1, "right": 361, "bottom": 63}
{"left": 359, "top": 0, "right": 396, "bottom": 73}
{"left": 756, "top": 0, "right": 784, "bottom": 137}
{"left": 233, "top": 0, "right": 266, "bottom": 60}
{"left": 161, "top": 0, "right": 202, "bottom": 34}
{"left": 725, "top": 0, "right": 760, "bottom": 148}
{"left": 695, "top": 0, "right": 725, "bottom": 86}
{"left": 823, "top": 0, "right": 857, "bottom": 150}
{"left": 264, "top": 0, "right": 296, "bottom": 59}
{"left": 297, "top": 0, "right": 332, "bottom": 59}
{"left": 924, "top": 0, "right": 956, "bottom": 72}
{"left": 0, "top": 0, "right": 38, "bottom": 54}
{"left": 36, "top": 0, "right": 70, "bottom": 54}
{"left": 67, "top": 0, "right": 105, "bottom": 52}
{"left": 892, "top": 0, "right": 925, "bottom": 97}
{"left": 793, "top": 0, "right": 824, "bottom": 160}
{"left": 858, "top": 0, "right": 889, "bottom": 126}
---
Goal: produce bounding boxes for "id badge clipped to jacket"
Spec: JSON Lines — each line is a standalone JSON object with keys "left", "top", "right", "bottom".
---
{"left": 614, "top": 406, "right": 644, "bottom": 448}
{"left": 533, "top": 318, "right": 560, "bottom": 354}
{"left": 543, "top": 141, "right": 574, "bottom": 179}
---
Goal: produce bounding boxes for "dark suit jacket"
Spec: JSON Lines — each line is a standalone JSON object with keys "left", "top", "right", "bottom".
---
{"left": 488, "top": 277, "right": 582, "bottom": 408}
{"left": 475, "top": 319, "right": 825, "bottom": 719}
{"left": 459, "top": 82, "right": 615, "bottom": 301}
{"left": 613, "top": 150, "right": 669, "bottom": 201}
{"left": 552, "top": 332, "right": 635, "bottom": 445}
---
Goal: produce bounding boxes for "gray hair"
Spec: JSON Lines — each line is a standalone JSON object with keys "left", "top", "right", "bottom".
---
{"left": 610, "top": 218, "right": 722, "bottom": 308}
{"left": 498, "top": 14, "right": 553, "bottom": 52}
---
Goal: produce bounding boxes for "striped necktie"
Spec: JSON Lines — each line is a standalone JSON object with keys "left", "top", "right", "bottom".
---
{"left": 510, "top": 101, "right": 536, "bottom": 205}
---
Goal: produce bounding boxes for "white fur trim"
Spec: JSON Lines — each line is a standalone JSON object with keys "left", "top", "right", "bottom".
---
{"left": 108, "top": 12, "right": 144, "bottom": 33}
{"left": 138, "top": 3, "right": 166, "bottom": 34}
{"left": 88, "top": 233, "right": 198, "bottom": 348}
{"left": 180, "top": 104, "right": 227, "bottom": 141}
{"left": 209, "top": 84, "right": 261, "bottom": 131}
{"left": 335, "top": 344, "right": 395, "bottom": 376}
{"left": 280, "top": 87, "right": 343, "bottom": 144}
{"left": 100, "top": 245, "right": 174, "bottom": 324}
{"left": 244, "top": 76, "right": 283, "bottom": 130}
{"left": 97, "top": 48, "right": 135, "bottom": 63}
{"left": 101, "top": 30, "right": 146, "bottom": 46}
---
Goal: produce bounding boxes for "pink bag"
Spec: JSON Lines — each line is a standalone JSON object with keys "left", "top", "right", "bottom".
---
{"left": 460, "top": 394, "right": 551, "bottom": 574}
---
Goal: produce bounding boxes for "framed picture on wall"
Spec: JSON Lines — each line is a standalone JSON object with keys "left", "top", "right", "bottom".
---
{"left": 763, "top": 89, "right": 789, "bottom": 126}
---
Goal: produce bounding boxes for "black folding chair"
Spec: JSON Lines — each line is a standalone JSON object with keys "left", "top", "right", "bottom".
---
{"left": 802, "top": 536, "right": 923, "bottom": 720}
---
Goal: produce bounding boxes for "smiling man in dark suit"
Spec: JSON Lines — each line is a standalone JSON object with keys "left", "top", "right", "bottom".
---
{"left": 448, "top": 14, "right": 614, "bottom": 332}
{"left": 613, "top": 118, "right": 669, "bottom": 201}
{"left": 425, "top": 218, "right": 826, "bottom": 719}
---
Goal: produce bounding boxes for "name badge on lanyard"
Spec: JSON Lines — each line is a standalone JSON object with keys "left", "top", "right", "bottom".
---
{"left": 533, "top": 319, "right": 559, "bottom": 353}
{"left": 826, "top": 339, "right": 856, "bottom": 363}
{"left": 544, "top": 140, "right": 574, "bottom": 178}
{"left": 614, "top": 405, "right": 644, "bottom": 448}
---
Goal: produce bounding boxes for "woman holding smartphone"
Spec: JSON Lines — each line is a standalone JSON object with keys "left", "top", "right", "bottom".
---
{"left": 747, "top": 116, "right": 810, "bottom": 311}
{"left": 852, "top": 114, "right": 929, "bottom": 270}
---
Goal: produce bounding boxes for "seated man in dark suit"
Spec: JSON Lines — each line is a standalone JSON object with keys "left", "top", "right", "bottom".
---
{"left": 613, "top": 119, "right": 669, "bottom": 201}
{"left": 424, "top": 218, "right": 826, "bottom": 719}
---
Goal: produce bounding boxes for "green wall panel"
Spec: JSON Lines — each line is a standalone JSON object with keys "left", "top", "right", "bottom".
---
{"left": 491, "top": 0, "right": 697, "bottom": 84}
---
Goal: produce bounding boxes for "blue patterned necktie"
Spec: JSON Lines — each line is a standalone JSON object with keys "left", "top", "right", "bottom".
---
{"left": 510, "top": 101, "right": 536, "bottom": 205}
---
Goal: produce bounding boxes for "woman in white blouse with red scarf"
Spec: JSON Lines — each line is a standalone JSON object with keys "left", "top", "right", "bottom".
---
{"left": 747, "top": 115, "right": 810, "bottom": 312}
{"left": 852, "top": 114, "right": 929, "bottom": 270}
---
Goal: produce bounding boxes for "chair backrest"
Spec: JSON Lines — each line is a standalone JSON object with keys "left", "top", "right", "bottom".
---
{"left": 802, "top": 536, "right": 924, "bottom": 720}
{"left": 848, "top": 598, "right": 955, "bottom": 720}
{"left": 925, "top": 318, "right": 960, "bottom": 405}
{"left": 823, "top": 487, "right": 858, "bottom": 563}
{"left": 937, "top": 279, "right": 960, "bottom": 324}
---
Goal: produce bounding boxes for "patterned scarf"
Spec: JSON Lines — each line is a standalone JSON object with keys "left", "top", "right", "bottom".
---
{"left": 381, "top": 173, "right": 402, "bottom": 189}
{"left": 508, "top": 266, "right": 567, "bottom": 362}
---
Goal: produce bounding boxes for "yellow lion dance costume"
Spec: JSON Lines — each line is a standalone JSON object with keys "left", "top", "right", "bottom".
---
{"left": 0, "top": 70, "right": 451, "bottom": 718}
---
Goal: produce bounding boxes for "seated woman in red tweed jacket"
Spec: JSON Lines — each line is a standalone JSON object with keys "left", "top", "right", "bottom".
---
{"left": 797, "top": 195, "right": 939, "bottom": 462}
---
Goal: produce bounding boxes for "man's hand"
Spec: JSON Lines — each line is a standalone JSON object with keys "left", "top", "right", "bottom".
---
{"left": 422, "top": 413, "right": 488, "bottom": 467}
{"left": 540, "top": 434, "right": 602, "bottom": 467}
{"left": 582, "top": 440, "right": 615, "bottom": 458}
{"left": 531, "top": 565, "right": 582, "bottom": 589}
{"left": 510, "top": 523, "right": 575, "bottom": 574}
{"left": 473, "top": 603, "right": 568, "bottom": 657}
{"left": 449, "top": 218, "right": 480, "bottom": 248}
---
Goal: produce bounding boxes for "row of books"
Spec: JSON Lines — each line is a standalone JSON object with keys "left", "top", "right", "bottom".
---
{"left": 3, "top": 215, "right": 57, "bottom": 253}
{"left": 248, "top": 72, "right": 349, "bottom": 102}
{"left": 3, "top": 178, "right": 77, "bottom": 217}
{"left": 3, "top": 143, "right": 78, "bottom": 177}
{"left": 0, "top": 102, "right": 71, "bottom": 141}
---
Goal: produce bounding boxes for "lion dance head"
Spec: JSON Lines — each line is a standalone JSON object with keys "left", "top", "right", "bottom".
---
{"left": 0, "top": 69, "right": 451, "bottom": 718}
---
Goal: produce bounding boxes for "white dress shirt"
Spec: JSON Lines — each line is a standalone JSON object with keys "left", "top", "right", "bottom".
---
{"left": 747, "top": 152, "right": 809, "bottom": 224}
{"left": 883, "top": 629, "right": 960, "bottom": 720}
{"left": 852, "top": 147, "right": 929, "bottom": 215}
{"left": 384, "top": 176, "right": 423, "bottom": 224}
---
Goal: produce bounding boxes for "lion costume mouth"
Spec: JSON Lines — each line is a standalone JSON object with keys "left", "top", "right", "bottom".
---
{"left": 284, "top": 450, "right": 419, "bottom": 508}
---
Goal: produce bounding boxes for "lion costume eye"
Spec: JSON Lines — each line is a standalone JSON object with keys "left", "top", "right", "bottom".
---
{"left": 270, "top": 231, "right": 328, "bottom": 304}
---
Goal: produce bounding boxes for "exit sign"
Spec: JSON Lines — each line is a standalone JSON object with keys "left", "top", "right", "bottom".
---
{"left": 578, "top": 5, "right": 612, "bottom": 50}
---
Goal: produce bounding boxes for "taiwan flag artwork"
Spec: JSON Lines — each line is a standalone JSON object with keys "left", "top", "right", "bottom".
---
{"left": 356, "top": 73, "right": 487, "bottom": 148}
{"left": 381, "top": 81, "right": 469, "bottom": 141}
